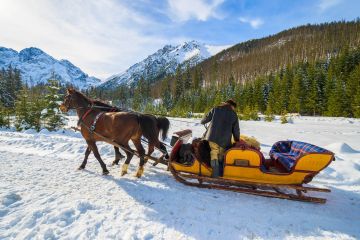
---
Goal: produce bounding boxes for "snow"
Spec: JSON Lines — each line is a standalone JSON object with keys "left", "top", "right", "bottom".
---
{"left": 205, "top": 44, "right": 232, "bottom": 56}
{"left": 0, "top": 116, "right": 360, "bottom": 239}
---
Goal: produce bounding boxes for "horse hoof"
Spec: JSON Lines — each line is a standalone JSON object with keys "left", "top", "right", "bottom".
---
{"left": 135, "top": 167, "right": 144, "bottom": 178}
{"left": 112, "top": 161, "right": 119, "bottom": 166}
{"left": 121, "top": 164, "right": 129, "bottom": 176}
{"left": 78, "top": 166, "right": 85, "bottom": 170}
{"left": 103, "top": 170, "right": 110, "bottom": 175}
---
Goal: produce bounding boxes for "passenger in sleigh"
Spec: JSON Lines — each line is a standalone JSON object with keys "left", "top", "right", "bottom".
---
{"left": 201, "top": 99, "right": 240, "bottom": 177}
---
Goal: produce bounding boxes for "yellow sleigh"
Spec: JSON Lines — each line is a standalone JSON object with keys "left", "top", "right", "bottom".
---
{"left": 169, "top": 133, "right": 335, "bottom": 203}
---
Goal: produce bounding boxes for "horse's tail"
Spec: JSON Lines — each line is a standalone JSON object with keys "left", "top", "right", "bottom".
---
{"left": 156, "top": 117, "right": 170, "bottom": 141}
{"left": 138, "top": 114, "right": 158, "bottom": 145}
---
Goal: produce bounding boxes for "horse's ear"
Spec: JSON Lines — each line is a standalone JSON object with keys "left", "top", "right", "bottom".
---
{"left": 67, "top": 88, "right": 75, "bottom": 94}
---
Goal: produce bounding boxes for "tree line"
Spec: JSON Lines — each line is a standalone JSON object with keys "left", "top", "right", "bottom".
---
{"left": 113, "top": 46, "right": 360, "bottom": 119}
{"left": 0, "top": 69, "right": 66, "bottom": 131}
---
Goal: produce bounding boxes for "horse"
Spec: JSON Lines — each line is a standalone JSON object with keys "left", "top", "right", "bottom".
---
{"left": 78, "top": 100, "right": 125, "bottom": 168}
{"left": 60, "top": 88, "right": 167, "bottom": 177}
{"left": 89, "top": 99, "right": 170, "bottom": 165}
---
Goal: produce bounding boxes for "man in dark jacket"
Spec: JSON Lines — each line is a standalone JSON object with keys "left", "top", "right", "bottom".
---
{"left": 201, "top": 99, "right": 240, "bottom": 177}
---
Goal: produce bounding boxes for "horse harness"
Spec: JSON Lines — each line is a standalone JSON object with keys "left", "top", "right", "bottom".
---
{"left": 78, "top": 107, "right": 105, "bottom": 134}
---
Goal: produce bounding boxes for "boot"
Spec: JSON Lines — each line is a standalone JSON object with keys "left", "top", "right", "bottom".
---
{"left": 211, "top": 159, "right": 220, "bottom": 178}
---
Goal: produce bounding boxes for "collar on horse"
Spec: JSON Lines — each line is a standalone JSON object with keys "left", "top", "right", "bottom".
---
{"left": 77, "top": 104, "right": 105, "bottom": 134}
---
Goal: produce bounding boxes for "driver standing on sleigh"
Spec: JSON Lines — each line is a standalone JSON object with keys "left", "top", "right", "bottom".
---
{"left": 201, "top": 99, "right": 240, "bottom": 178}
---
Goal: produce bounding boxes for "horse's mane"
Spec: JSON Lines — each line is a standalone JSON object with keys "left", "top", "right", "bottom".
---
{"left": 92, "top": 99, "right": 113, "bottom": 108}
{"left": 73, "top": 89, "right": 92, "bottom": 104}
{"left": 71, "top": 89, "right": 122, "bottom": 111}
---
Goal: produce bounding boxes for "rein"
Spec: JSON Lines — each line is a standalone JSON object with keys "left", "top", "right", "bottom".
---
{"left": 81, "top": 108, "right": 93, "bottom": 122}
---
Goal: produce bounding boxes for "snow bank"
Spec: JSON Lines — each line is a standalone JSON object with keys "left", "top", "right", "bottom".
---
{"left": 326, "top": 142, "right": 360, "bottom": 154}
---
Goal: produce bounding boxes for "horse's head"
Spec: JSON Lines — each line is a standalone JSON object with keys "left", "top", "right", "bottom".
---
{"left": 60, "top": 88, "right": 77, "bottom": 112}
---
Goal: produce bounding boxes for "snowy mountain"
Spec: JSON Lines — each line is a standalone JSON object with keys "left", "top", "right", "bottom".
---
{"left": 0, "top": 47, "right": 100, "bottom": 89}
{"left": 100, "top": 41, "right": 230, "bottom": 89}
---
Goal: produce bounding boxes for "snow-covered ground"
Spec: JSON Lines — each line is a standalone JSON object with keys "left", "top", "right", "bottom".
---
{"left": 1, "top": 116, "right": 360, "bottom": 239}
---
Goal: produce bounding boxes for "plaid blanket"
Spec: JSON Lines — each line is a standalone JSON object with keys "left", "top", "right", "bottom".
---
{"left": 269, "top": 141, "right": 329, "bottom": 171}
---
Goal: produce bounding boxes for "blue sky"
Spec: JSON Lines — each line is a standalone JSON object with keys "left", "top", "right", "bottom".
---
{"left": 0, "top": 0, "right": 359, "bottom": 79}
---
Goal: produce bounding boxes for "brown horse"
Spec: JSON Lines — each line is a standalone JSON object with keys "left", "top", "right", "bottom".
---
{"left": 60, "top": 88, "right": 164, "bottom": 177}
{"left": 89, "top": 99, "right": 170, "bottom": 166}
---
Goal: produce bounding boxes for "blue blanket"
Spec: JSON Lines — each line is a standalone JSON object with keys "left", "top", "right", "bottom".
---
{"left": 269, "top": 141, "right": 328, "bottom": 171}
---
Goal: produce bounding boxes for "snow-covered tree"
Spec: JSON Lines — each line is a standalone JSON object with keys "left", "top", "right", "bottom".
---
{"left": 41, "top": 79, "right": 66, "bottom": 131}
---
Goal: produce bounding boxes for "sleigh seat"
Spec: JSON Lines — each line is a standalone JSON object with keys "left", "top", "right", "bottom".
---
{"left": 269, "top": 141, "right": 332, "bottom": 172}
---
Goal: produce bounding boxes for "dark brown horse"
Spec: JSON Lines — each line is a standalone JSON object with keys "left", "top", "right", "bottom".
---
{"left": 78, "top": 100, "right": 125, "bottom": 168}
{"left": 60, "top": 88, "right": 166, "bottom": 177}
{"left": 89, "top": 99, "right": 170, "bottom": 165}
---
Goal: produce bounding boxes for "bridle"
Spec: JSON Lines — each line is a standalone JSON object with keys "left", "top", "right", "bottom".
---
{"left": 61, "top": 93, "right": 93, "bottom": 112}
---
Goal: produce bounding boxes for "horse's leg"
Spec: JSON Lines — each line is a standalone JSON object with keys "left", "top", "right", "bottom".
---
{"left": 145, "top": 144, "right": 155, "bottom": 164}
{"left": 87, "top": 140, "right": 109, "bottom": 175}
{"left": 112, "top": 146, "right": 125, "bottom": 166}
{"left": 121, "top": 143, "right": 134, "bottom": 176}
{"left": 78, "top": 146, "right": 91, "bottom": 170}
{"left": 159, "top": 142, "right": 169, "bottom": 159}
{"left": 132, "top": 139, "right": 146, "bottom": 178}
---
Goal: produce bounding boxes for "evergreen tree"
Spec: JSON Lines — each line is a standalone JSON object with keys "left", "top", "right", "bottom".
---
{"left": 348, "top": 64, "right": 360, "bottom": 116}
{"left": 326, "top": 78, "right": 346, "bottom": 117}
{"left": 29, "top": 96, "right": 44, "bottom": 131}
{"left": 161, "top": 77, "right": 173, "bottom": 111}
{"left": 0, "top": 102, "right": 6, "bottom": 127}
{"left": 193, "top": 67, "right": 203, "bottom": 90}
{"left": 280, "top": 111, "right": 289, "bottom": 124}
{"left": 132, "top": 77, "right": 149, "bottom": 111}
{"left": 288, "top": 68, "right": 303, "bottom": 113}
{"left": 305, "top": 75, "right": 318, "bottom": 115}
{"left": 352, "top": 88, "right": 360, "bottom": 118}
{"left": 174, "top": 65, "right": 184, "bottom": 103}
{"left": 15, "top": 87, "right": 31, "bottom": 131}
{"left": 264, "top": 104, "right": 275, "bottom": 122}
{"left": 184, "top": 64, "right": 192, "bottom": 90}
{"left": 41, "top": 79, "right": 66, "bottom": 131}
{"left": 132, "top": 86, "right": 142, "bottom": 111}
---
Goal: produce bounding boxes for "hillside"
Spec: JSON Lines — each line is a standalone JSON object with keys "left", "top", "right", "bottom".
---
{"left": 197, "top": 20, "right": 360, "bottom": 86}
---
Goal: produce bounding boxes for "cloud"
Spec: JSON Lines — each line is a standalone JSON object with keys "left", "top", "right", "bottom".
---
{"left": 0, "top": 0, "right": 170, "bottom": 79}
{"left": 167, "top": 0, "right": 224, "bottom": 22}
{"left": 318, "top": 0, "right": 342, "bottom": 11}
{"left": 239, "top": 17, "right": 264, "bottom": 29}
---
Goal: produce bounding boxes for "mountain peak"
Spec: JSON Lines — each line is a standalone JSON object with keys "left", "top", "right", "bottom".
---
{"left": 100, "top": 41, "right": 230, "bottom": 89}
{"left": 0, "top": 46, "right": 100, "bottom": 89}
{"left": 19, "top": 47, "right": 46, "bottom": 57}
